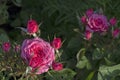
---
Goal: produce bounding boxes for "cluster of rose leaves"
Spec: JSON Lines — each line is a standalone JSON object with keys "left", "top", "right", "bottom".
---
{"left": 1, "top": 20, "right": 63, "bottom": 75}
{"left": 81, "top": 8, "right": 119, "bottom": 40}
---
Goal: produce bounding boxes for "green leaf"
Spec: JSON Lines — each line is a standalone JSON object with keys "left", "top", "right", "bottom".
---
{"left": 86, "top": 71, "right": 95, "bottom": 80}
{"left": 76, "top": 56, "right": 87, "bottom": 69}
{"left": 46, "top": 68, "right": 76, "bottom": 80}
{"left": 86, "top": 61, "right": 92, "bottom": 70}
{"left": 76, "top": 56, "right": 91, "bottom": 69}
{"left": 104, "top": 57, "right": 115, "bottom": 66}
{"left": 76, "top": 48, "right": 86, "bottom": 61}
{"left": 92, "top": 48, "right": 103, "bottom": 60}
{"left": 98, "top": 64, "right": 120, "bottom": 80}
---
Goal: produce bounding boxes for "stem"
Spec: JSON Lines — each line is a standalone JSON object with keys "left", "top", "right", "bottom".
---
{"left": 19, "top": 73, "right": 25, "bottom": 80}
{"left": 55, "top": 49, "right": 61, "bottom": 61}
{"left": 13, "top": 76, "right": 16, "bottom": 80}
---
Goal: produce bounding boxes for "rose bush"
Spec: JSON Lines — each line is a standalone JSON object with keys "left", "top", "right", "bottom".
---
{"left": 1, "top": 1, "right": 120, "bottom": 79}
{"left": 21, "top": 37, "right": 55, "bottom": 74}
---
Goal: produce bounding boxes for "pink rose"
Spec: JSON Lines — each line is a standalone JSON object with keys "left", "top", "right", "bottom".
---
{"left": 85, "top": 30, "right": 92, "bottom": 40}
{"left": 21, "top": 37, "right": 55, "bottom": 74}
{"left": 109, "top": 17, "right": 117, "bottom": 26}
{"left": 51, "top": 38, "right": 62, "bottom": 49}
{"left": 87, "top": 14, "right": 109, "bottom": 32}
{"left": 81, "top": 16, "right": 87, "bottom": 24}
{"left": 2, "top": 42, "right": 11, "bottom": 52}
{"left": 27, "top": 20, "right": 39, "bottom": 34}
{"left": 112, "top": 29, "right": 120, "bottom": 38}
{"left": 52, "top": 62, "right": 63, "bottom": 71}
{"left": 86, "top": 8, "right": 94, "bottom": 17}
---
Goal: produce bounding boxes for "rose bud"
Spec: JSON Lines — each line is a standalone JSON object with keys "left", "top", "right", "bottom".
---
{"left": 112, "top": 29, "right": 120, "bottom": 38}
{"left": 2, "top": 42, "right": 11, "bottom": 52}
{"left": 109, "top": 17, "right": 117, "bottom": 26}
{"left": 85, "top": 30, "right": 92, "bottom": 40}
{"left": 27, "top": 19, "right": 39, "bottom": 34}
{"left": 81, "top": 16, "right": 87, "bottom": 24}
{"left": 51, "top": 38, "right": 62, "bottom": 49}
{"left": 86, "top": 8, "right": 94, "bottom": 17}
{"left": 52, "top": 62, "right": 63, "bottom": 71}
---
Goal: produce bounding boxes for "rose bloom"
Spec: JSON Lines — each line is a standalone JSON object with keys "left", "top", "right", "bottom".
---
{"left": 51, "top": 38, "right": 62, "bottom": 49}
{"left": 27, "top": 20, "right": 39, "bottom": 34}
{"left": 2, "top": 42, "right": 11, "bottom": 52}
{"left": 52, "top": 62, "right": 63, "bottom": 71}
{"left": 87, "top": 14, "right": 109, "bottom": 32}
{"left": 21, "top": 37, "right": 55, "bottom": 74}
{"left": 112, "top": 29, "right": 120, "bottom": 38}
{"left": 109, "top": 17, "right": 117, "bottom": 26}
